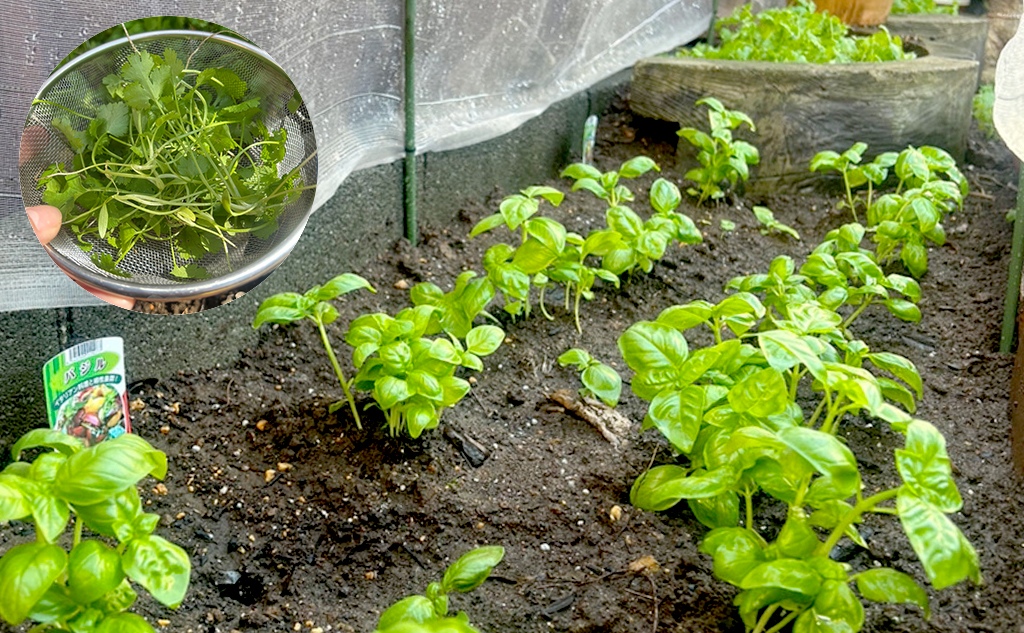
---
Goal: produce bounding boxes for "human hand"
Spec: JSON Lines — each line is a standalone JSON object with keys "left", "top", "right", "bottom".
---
{"left": 21, "top": 127, "right": 134, "bottom": 310}
{"left": 26, "top": 204, "right": 136, "bottom": 310}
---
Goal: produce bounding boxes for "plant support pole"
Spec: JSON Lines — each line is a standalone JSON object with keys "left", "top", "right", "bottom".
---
{"left": 403, "top": 0, "right": 418, "bottom": 246}
{"left": 707, "top": 0, "right": 720, "bottom": 46}
{"left": 1000, "top": 169, "right": 1024, "bottom": 353}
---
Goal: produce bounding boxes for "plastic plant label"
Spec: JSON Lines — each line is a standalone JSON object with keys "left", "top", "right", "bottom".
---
{"left": 42, "top": 337, "right": 130, "bottom": 446}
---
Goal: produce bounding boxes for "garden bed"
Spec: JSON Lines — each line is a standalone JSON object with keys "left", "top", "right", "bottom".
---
{"left": 2, "top": 102, "right": 1022, "bottom": 633}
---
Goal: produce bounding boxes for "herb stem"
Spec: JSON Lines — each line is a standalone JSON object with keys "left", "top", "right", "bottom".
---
{"left": 538, "top": 286, "right": 554, "bottom": 320}
{"left": 573, "top": 283, "right": 583, "bottom": 334}
{"left": 807, "top": 395, "right": 828, "bottom": 429}
{"left": 32, "top": 98, "right": 91, "bottom": 120}
{"left": 764, "top": 609, "right": 801, "bottom": 633}
{"left": 841, "top": 296, "right": 872, "bottom": 331}
{"left": 316, "top": 319, "right": 362, "bottom": 430}
{"left": 744, "top": 488, "right": 754, "bottom": 531}
{"left": 752, "top": 605, "right": 779, "bottom": 633}
{"left": 817, "top": 488, "right": 899, "bottom": 557}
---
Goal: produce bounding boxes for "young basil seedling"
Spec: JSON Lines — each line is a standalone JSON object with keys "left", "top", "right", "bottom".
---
{"left": 0, "top": 429, "right": 190, "bottom": 632}
{"left": 409, "top": 271, "right": 497, "bottom": 339}
{"left": 375, "top": 546, "right": 504, "bottom": 633}
{"left": 253, "top": 273, "right": 376, "bottom": 428}
{"left": 37, "top": 49, "right": 311, "bottom": 278}
{"left": 347, "top": 307, "right": 504, "bottom": 438}
{"left": 678, "top": 98, "right": 759, "bottom": 204}
{"left": 557, "top": 348, "right": 622, "bottom": 407}
{"left": 752, "top": 206, "right": 799, "bottom": 240}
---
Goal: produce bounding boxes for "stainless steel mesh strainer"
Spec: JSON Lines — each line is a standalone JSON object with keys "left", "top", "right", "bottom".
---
{"left": 19, "top": 30, "right": 318, "bottom": 302}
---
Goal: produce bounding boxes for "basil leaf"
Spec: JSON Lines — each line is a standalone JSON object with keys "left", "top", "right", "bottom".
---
{"left": 121, "top": 535, "right": 191, "bottom": 608}
{"left": 68, "top": 540, "right": 125, "bottom": 604}
{"left": 440, "top": 546, "right": 505, "bottom": 593}
{"left": 0, "top": 542, "right": 67, "bottom": 625}
{"left": 855, "top": 568, "right": 929, "bottom": 617}
{"left": 897, "top": 489, "right": 981, "bottom": 590}
{"left": 54, "top": 435, "right": 166, "bottom": 506}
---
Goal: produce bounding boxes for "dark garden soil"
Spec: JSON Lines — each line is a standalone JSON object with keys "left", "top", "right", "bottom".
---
{"left": 4, "top": 99, "right": 1024, "bottom": 633}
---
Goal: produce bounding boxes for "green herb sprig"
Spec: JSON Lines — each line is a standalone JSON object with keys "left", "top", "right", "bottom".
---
{"left": 36, "top": 47, "right": 310, "bottom": 279}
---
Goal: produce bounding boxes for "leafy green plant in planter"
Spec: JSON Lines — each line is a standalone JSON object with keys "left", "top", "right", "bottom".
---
{"left": 346, "top": 306, "right": 504, "bottom": 438}
{"left": 682, "top": 0, "right": 915, "bottom": 63}
{"left": 0, "top": 429, "right": 190, "bottom": 632}
{"left": 677, "top": 97, "right": 759, "bottom": 204}
{"left": 253, "top": 273, "right": 376, "bottom": 428}
{"left": 558, "top": 348, "right": 622, "bottom": 406}
{"left": 891, "top": 0, "right": 958, "bottom": 15}
{"left": 375, "top": 546, "right": 504, "bottom": 633}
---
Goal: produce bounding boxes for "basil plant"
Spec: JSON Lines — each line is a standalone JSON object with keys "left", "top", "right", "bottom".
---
{"left": 0, "top": 430, "right": 190, "bottom": 633}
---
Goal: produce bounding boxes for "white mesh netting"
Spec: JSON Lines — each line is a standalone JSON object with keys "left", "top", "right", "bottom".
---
{"left": 995, "top": 4, "right": 1024, "bottom": 163}
{"left": 0, "top": 0, "right": 710, "bottom": 311}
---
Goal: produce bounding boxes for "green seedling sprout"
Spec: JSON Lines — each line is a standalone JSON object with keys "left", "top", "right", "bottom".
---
{"left": 558, "top": 348, "right": 622, "bottom": 407}
{"left": 253, "top": 273, "right": 376, "bottom": 429}
{"left": 678, "top": 97, "right": 760, "bottom": 204}
{"left": 375, "top": 546, "right": 504, "bottom": 633}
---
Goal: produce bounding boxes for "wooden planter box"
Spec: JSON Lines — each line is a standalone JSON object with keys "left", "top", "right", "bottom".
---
{"left": 886, "top": 14, "right": 989, "bottom": 85}
{"left": 631, "top": 54, "right": 979, "bottom": 193}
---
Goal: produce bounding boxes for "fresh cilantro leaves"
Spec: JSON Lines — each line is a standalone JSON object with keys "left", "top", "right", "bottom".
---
{"left": 35, "top": 48, "right": 306, "bottom": 280}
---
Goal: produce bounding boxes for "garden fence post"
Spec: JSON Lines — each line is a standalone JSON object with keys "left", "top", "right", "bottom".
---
{"left": 999, "top": 169, "right": 1024, "bottom": 353}
{"left": 404, "top": 0, "right": 418, "bottom": 246}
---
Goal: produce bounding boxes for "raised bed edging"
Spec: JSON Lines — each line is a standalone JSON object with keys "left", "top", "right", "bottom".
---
{"left": 631, "top": 55, "right": 979, "bottom": 193}
{"left": 886, "top": 14, "right": 989, "bottom": 84}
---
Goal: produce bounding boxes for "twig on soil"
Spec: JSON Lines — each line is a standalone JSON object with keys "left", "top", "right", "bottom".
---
{"left": 646, "top": 446, "right": 659, "bottom": 472}
{"left": 392, "top": 542, "right": 427, "bottom": 570}
{"left": 225, "top": 377, "right": 235, "bottom": 406}
{"left": 968, "top": 191, "right": 996, "bottom": 201}
{"left": 547, "top": 390, "right": 633, "bottom": 447}
{"left": 977, "top": 172, "right": 1017, "bottom": 192}
{"left": 470, "top": 389, "right": 496, "bottom": 418}
{"left": 648, "top": 573, "right": 659, "bottom": 633}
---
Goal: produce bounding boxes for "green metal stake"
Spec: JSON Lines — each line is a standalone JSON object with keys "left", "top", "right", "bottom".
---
{"left": 1000, "top": 169, "right": 1024, "bottom": 353}
{"left": 403, "top": 0, "right": 418, "bottom": 246}
{"left": 708, "top": 0, "right": 720, "bottom": 46}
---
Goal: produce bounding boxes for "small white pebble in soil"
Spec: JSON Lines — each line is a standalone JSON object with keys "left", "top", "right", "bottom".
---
{"left": 192, "top": 445, "right": 201, "bottom": 452}
{"left": 540, "top": 543, "right": 550, "bottom": 551}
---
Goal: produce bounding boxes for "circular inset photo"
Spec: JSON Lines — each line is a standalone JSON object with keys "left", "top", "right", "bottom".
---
{"left": 19, "top": 17, "right": 317, "bottom": 314}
